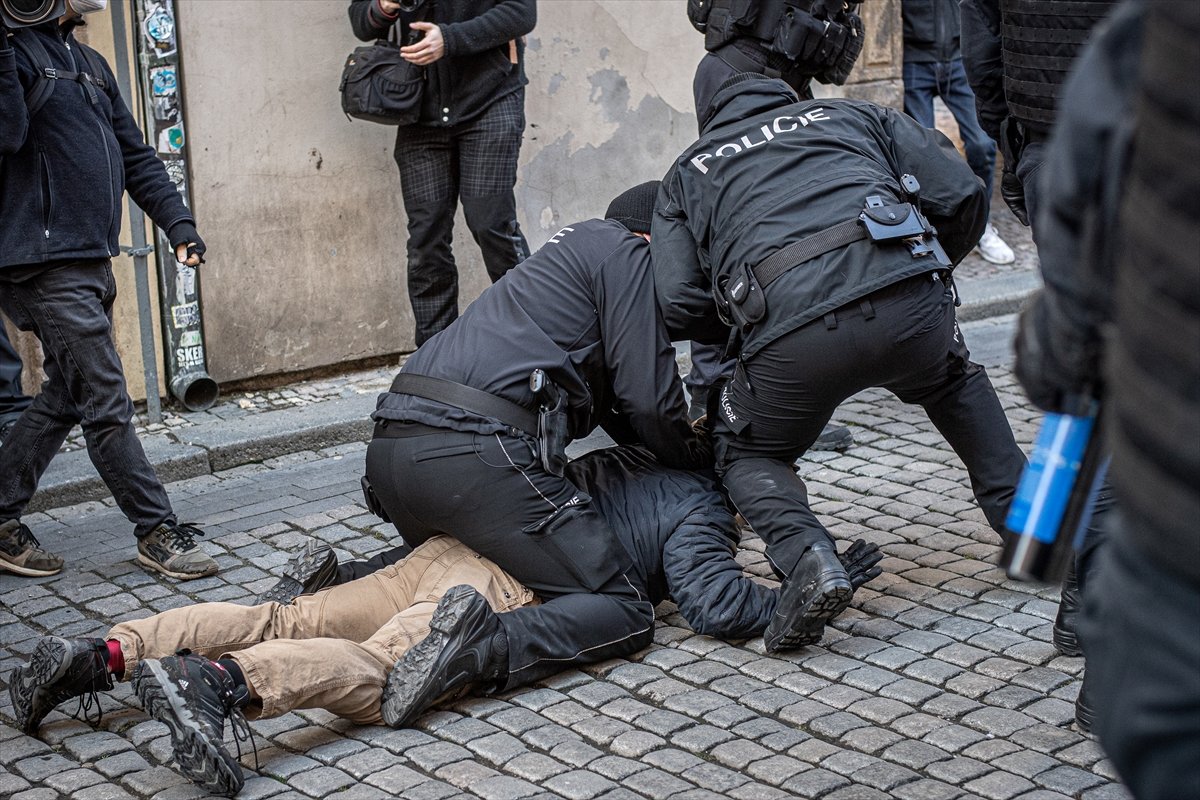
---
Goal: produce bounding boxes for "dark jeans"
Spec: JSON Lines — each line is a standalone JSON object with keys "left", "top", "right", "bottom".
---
{"left": 1081, "top": 512, "right": 1200, "bottom": 800}
{"left": 903, "top": 59, "right": 997, "bottom": 205}
{"left": 365, "top": 424, "right": 654, "bottom": 689}
{"left": 0, "top": 261, "right": 174, "bottom": 536}
{"left": 394, "top": 91, "right": 531, "bottom": 346}
{"left": 0, "top": 321, "right": 31, "bottom": 424}
{"left": 714, "top": 274, "right": 1027, "bottom": 576}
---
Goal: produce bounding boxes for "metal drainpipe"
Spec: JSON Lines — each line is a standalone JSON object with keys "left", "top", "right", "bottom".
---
{"left": 130, "top": 0, "right": 218, "bottom": 411}
{"left": 109, "top": 0, "right": 162, "bottom": 424}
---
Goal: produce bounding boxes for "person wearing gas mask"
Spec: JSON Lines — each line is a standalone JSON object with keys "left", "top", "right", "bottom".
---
{"left": 348, "top": 0, "right": 536, "bottom": 348}
{"left": 679, "top": 0, "right": 860, "bottom": 457}
{"left": 653, "top": 74, "right": 1029, "bottom": 653}
{"left": 0, "top": 0, "right": 217, "bottom": 580}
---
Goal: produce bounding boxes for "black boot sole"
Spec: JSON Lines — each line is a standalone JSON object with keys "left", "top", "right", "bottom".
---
{"left": 256, "top": 540, "right": 337, "bottom": 605}
{"left": 380, "top": 585, "right": 491, "bottom": 729}
{"left": 133, "top": 660, "right": 244, "bottom": 797}
{"left": 765, "top": 575, "right": 853, "bottom": 652}
{"left": 9, "top": 636, "right": 70, "bottom": 733}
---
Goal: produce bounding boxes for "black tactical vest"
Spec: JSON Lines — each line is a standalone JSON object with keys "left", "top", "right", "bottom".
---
{"left": 1107, "top": 1, "right": 1200, "bottom": 583}
{"left": 1001, "top": 0, "right": 1116, "bottom": 133}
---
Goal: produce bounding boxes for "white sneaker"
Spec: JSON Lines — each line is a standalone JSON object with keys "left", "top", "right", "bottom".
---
{"left": 975, "top": 223, "right": 1015, "bottom": 265}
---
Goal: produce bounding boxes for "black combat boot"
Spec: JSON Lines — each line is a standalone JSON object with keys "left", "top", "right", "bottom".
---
{"left": 133, "top": 652, "right": 251, "bottom": 797}
{"left": 381, "top": 585, "right": 508, "bottom": 728}
{"left": 1053, "top": 561, "right": 1084, "bottom": 657}
{"left": 8, "top": 636, "right": 113, "bottom": 733}
{"left": 256, "top": 539, "right": 338, "bottom": 605}
{"left": 763, "top": 541, "right": 854, "bottom": 652}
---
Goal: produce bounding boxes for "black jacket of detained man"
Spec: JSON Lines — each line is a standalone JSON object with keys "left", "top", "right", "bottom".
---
{"left": 569, "top": 445, "right": 774, "bottom": 638}
{"left": 375, "top": 218, "right": 711, "bottom": 472}
{"left": 651, "top": 75, "right": 986, "bottom": 361}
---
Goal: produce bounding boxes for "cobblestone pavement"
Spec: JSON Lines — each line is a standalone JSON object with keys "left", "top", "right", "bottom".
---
{"left": 3, "top": 339, "right": 1130, "bottom": 800}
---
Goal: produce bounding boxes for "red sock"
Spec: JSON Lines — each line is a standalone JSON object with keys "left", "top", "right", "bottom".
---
{"left": 105, "top": 640, "right": 124, "bottom": 675}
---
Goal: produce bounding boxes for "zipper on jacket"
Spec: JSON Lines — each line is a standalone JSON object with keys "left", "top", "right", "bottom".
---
{"left": 38, "top": 147, "right": 53, "bottom": 239}
{"left": 64, "top": 32, "right": 119, "bottom": 254}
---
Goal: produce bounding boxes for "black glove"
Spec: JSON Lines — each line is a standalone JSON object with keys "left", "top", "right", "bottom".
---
{"left": 1013, "top": 295, "right": 1071, "bottom": 412}
{"left": 839, "top": 539, "right": 883, "bottom": 591}
{"left": 998, "top": 117, "right": 1031, "bottom": 226}
{"left": 167, "top": 221, "right": 206, "bottom": 264}
{"left": 1001, "top": 170, "right": 1030, "bottom": 227}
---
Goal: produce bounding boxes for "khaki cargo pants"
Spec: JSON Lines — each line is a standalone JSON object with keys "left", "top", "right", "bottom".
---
{"left": 107, "top": 536, "right": 536, "bottom": 724}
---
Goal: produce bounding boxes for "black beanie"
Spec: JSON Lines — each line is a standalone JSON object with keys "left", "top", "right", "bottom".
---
{"left": 606, "top": 181, "right": 660, "bottom": 234}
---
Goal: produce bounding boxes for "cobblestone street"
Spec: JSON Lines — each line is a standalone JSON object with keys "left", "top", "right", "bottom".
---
{"left": 0, "top": 317, "right": 1129, "bottom": 800}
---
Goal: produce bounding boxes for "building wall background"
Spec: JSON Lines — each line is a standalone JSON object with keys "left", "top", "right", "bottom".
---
{"left": 10, "top": 0, "right": 902, "bottom": 399}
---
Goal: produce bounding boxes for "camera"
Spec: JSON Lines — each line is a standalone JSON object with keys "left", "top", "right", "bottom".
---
{"left": 1, "top": 0, "right": 67, "bottom": 29}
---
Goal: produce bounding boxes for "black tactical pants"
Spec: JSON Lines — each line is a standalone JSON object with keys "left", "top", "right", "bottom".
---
{"left": 1080, "top": 512, "right": 1200, "bottom": 800}
{"left": 714, "top": 273, "right": 1027, "bottom": 577}
{"left": 394, "top": 91, "right": 531, "bottom": 347}
{"left": 364, "top": 423, "right": 655, "bottom": 689}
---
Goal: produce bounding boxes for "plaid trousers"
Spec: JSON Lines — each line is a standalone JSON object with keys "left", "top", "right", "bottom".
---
{"left": 394, "top": 90, "right": 530, "bottom": 346}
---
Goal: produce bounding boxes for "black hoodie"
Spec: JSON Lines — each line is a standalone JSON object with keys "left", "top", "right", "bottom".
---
{"left": 652, "top": 76, "right": 986, "bottom": 359}
{"left": 0, "top": 21, "right": 192, "bottom": 271}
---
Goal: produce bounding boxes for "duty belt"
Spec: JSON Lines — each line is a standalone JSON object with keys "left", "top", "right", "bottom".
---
{"left": 388, "top": 373, "right": 538, "bottom": 436}
{"left": 753, "top": 219, "right": 867, "bottom": 289}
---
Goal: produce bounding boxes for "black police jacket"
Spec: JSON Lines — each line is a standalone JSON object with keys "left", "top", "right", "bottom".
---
{"left": 0, "top": 22, "right": 192, "bottom": 271}
{"left": 652, "top": 75, "right": 986, "bottom": 360}
{"left": 348, "top": 0, "right": 534, "bottom": 128}
{"left": 570, "top": 446, "right": 774, "bottom": 638}
{"left": 375, "top": 219, "right": 711, "bottom": 472}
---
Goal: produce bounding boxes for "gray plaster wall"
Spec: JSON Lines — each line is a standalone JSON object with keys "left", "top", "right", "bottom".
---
{"left": 174, "top": 0, "right": 704, "bottom": 383}
{"left": 168, "top": 0, "right": 898, "bottom": 384}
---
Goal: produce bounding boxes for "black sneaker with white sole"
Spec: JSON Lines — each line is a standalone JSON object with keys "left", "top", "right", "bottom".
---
{"left": 255, "top": 539, "right": 337, "bottom": 605}
{"left": 8, "top": 636, "right": 112, "bottom": 733}
{"left": 763, "top": 541, "right": 854, "bottom": 652}
{"left": 380, "top": 584, "right": 507, "bottom": 729}
{"left": 133, "top": 652, "right": 250, "bottom": 797}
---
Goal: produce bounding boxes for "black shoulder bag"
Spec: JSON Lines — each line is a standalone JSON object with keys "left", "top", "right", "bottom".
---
{"left": 339, "top": 6, "right": 428, "bottom": 125}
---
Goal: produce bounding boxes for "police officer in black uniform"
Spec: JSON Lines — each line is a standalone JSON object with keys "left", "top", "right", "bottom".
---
{"left": 361, "top": 183, "right": 711, "bottom": 713}
{"left": 959, "top": 0, "right": 1118, "bottom": 694}
{"left": 681, "top": 0, "right": 862, "bottom": 457}
{"left": 959, "top": 0, "right": 1116, "bottom": 228}
{"left": 653, "top": 74, "right": 1028, "bottom": 652}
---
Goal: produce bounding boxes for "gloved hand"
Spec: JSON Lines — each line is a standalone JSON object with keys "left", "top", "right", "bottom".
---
{"left": 168, "top": 221, "right": 206, "bottom": 266}
{"left": 839, "top": 539, "right": 883, "bottom": 590}
{"left": 998, "top": 118, "right": 1031, "bottom": 225}
{"left": 1013, "top": 295, "right": 1086, "bottom": 413}
{"left": 1001, "top": 170, "right": 1030, "bottom": 226}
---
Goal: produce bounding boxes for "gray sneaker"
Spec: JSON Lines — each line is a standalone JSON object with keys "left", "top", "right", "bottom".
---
{"left": 0, "top": 520, "right": 64, "bottom": 577}
{"left": 138, "top": 523, "right": 219, "bottom": 580}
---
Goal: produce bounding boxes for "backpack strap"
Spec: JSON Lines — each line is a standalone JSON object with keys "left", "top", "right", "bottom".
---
{"left": 10, "top": 31, "right": 107, "bottom": 117}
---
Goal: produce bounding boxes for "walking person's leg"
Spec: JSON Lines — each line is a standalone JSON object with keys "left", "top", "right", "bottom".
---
{"left": 0, "top": 319, "right": 30, "bottom": 440}
{"left": 942, "top": 58, "right": 1014, "bottom": 264}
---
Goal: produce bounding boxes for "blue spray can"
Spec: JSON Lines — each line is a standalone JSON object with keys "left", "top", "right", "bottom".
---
{"left": 1002, "top": 397, "right": 1108, "bottom": 582}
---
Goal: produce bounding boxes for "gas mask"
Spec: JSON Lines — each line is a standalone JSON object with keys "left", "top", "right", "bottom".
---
{"left": 0, "top": 0, "right": 67, "bottom": 28}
